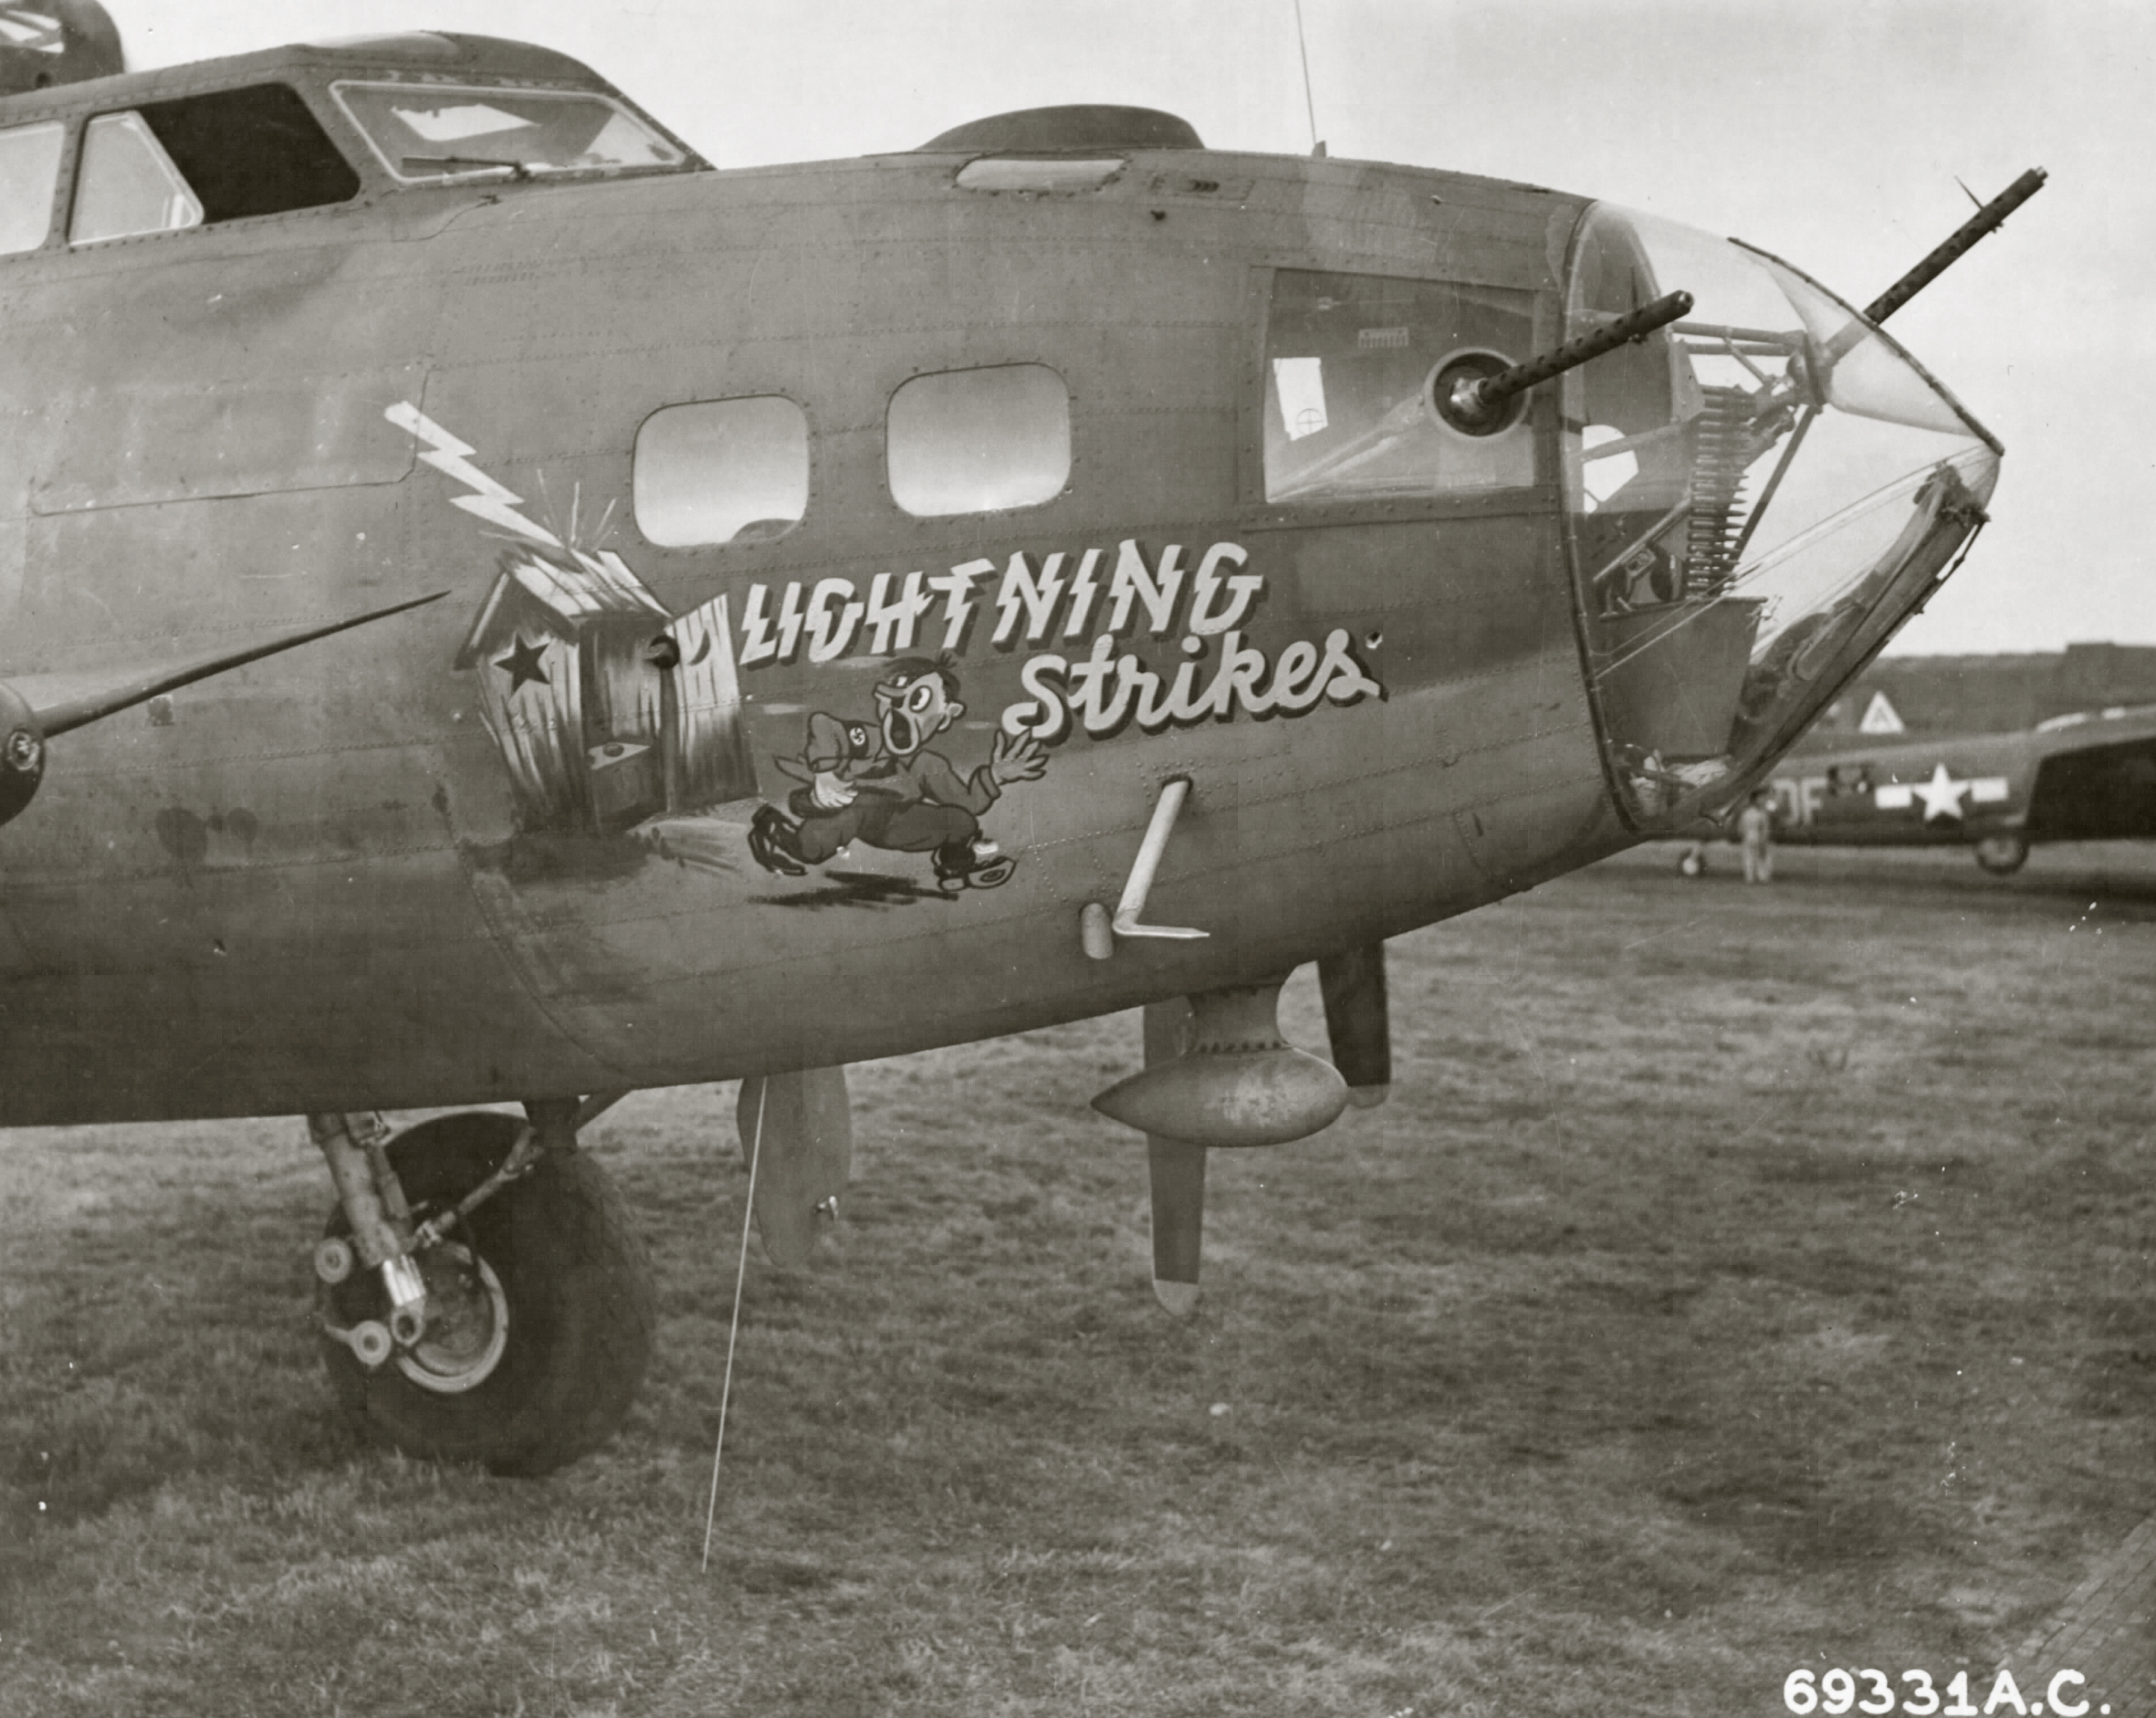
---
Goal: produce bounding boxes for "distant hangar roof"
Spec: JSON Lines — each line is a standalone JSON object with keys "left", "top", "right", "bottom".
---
{"left": 1803, "top": 643, "right": 2156, "bottom": 746}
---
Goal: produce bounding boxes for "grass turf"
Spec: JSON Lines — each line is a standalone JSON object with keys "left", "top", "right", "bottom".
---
{"left": 2, "top": 842, "right": 2151, "bottom": 1716}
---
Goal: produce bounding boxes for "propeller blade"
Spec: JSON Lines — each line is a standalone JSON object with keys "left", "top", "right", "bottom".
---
{"left": 1142, "top": 998, "right": 1205, "bottom": 1317}
{"left": 1318, "top": 943, "right": 1391, "bottom": 1107}
{"left": 736, "top": 1067, "right": 851, "bottom": 1269}
{"left": 1147, "top": 1138, "right": 1206, "bottom": 1317}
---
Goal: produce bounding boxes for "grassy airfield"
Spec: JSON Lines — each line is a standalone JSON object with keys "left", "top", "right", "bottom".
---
{"left": 2, "top": 843, "right": 2152, "bottom": 1717}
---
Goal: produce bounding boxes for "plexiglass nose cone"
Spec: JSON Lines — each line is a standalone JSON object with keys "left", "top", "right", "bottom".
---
{"left": 1560, "top": 205, "right": 2000, "bottom": 829}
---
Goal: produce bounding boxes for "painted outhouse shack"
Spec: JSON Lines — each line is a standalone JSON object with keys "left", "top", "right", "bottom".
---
{"left": 456, "top": 545, "right": 754, "bottom": 833}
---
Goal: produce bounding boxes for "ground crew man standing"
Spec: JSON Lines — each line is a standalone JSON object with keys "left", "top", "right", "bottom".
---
{"left": 1738, "top": 790, "right": 1776, "bottom": 885}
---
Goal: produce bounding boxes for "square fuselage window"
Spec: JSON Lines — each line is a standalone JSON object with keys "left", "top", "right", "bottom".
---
{"left": 888, "top": 364, "right": 1071, "bottom": 517}
{"left": 635, "top": 397, "right": 809, "bottom": 547}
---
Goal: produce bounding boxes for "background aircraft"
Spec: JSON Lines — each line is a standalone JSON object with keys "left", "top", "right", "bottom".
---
{"left": 1745, "top": 705, "right": 2156, "bottom": 875}
{"left": 0, "top": 3, "right": 2037, "bottom": 1473}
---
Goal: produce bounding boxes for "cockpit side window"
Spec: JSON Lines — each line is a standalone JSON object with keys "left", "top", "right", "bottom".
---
{"left": 0, "top": 120, "right": 63, "bottom": 254}
{"left": 70, "top": 112, "right": 202, "bottom": 244}
{"left": 70, "top": 84, "right": 359, "bottom": 245}
{"left": 1262, "top": 269, "right": 1538, "bottom": 504}
{"left": 132, "top": 84, "right": 360, "bottom": 222}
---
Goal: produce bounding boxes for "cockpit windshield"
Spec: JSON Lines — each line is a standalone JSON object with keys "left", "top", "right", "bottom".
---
{"left": 331, "top": 82, "right": 687, "bottom": 184}
{"left": 1561, "top": 205, "right": 2000, "bottom": 829}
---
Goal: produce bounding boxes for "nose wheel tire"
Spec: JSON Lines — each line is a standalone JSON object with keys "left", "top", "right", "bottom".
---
{"left": 316, "top": 1110, "right": 655, "bottom": 1477}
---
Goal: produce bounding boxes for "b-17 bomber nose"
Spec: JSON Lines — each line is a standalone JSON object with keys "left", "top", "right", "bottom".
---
{"left": 1557, "top": 201, "right": 2012, "bottom": 832}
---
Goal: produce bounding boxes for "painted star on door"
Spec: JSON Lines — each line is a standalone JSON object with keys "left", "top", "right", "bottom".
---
{"left": 496, "top": 636, "right": 551, "bottom": 693}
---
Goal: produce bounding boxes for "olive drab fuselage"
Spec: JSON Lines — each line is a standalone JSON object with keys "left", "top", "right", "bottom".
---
{"left": 0, "top": 35, "right": 2002, "bottom": 1125}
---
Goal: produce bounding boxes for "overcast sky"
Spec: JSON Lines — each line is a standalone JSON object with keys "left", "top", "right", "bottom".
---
{"left": 126, "top": 1, "right": 2150, "bottom": 655}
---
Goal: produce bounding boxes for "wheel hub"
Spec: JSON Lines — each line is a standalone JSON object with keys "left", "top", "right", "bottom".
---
{"left": 394, "top": 1240, "right": 509, "bottom": 1394}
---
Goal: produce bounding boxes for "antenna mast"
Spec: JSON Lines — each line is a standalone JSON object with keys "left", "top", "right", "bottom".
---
{"left": 1292, "top": 0, "right": 1324, "bottom": 156}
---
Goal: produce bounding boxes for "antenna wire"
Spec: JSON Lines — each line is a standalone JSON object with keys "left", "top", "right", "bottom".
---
{"left": 1293, "top": 0, "right": 1321, "bottom": 153}
{"left": 701, "top": 1079, "right": 766, "bottom": 1572}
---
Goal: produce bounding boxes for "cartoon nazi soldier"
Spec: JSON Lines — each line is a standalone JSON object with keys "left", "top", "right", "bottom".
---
{"left": 748, "top": 655, "right": 1047, "bottom": 889}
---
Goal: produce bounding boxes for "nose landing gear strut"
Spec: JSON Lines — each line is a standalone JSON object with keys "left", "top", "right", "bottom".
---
{"left": 309, "top": 1099, "right": 653, "bottom": 1476}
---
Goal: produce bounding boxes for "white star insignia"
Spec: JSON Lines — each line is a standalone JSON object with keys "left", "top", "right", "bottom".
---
{"left": 1913, "top": 762, "right": 1970, "bottom": 822}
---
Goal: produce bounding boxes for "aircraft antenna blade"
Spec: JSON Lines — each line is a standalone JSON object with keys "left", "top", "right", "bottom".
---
{"left": 735, "top": 1067, "right": 851, "bottom": 1269}
{"left": 1318, "top": 943, "right": 1392, "bottom": 1108}
{"left": 0, "top": 591, "right": 447, "bottom": 832}
{"left": 34, "top": 590, "right": 447, "bottom": 737}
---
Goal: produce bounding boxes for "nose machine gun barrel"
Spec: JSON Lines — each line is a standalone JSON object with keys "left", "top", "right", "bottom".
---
{"left": 1438, "top": 290, "right": 1694, "bottom": 434}
{"left": 1864, "top": 167, "right": 2047, "bottom": 326}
